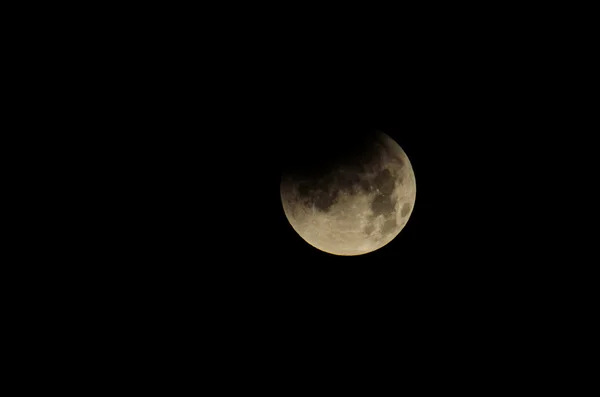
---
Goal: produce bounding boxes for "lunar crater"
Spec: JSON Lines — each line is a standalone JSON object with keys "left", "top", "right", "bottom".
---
{"left": 401, "top": 202, "right": 411, "bottom": 217}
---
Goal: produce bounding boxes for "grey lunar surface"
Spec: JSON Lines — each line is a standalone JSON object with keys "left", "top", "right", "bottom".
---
{"left": 280, "top": 131, "right": 416, "bottom": 256}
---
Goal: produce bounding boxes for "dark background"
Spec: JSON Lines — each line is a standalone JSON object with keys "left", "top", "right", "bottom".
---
{"left": 142, "top": 97, "right": 510, "bottom": 287}
{"left": 69, "top": 4, "right": 585, "bottom": 338}
{"left": 16, "top": 5, "right": 591, "bottom": 376}
{"left": 119, "top": 18, "right": 553, "bottom": 287}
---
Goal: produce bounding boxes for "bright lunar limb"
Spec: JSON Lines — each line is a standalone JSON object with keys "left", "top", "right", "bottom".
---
{"left": 280, "top": 131, "right": 416, "bottom": 256}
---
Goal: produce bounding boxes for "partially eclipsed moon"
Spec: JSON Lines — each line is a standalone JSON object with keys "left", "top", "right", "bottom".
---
{"left": 280, "top": 131, "right": 416, "bottom": 256}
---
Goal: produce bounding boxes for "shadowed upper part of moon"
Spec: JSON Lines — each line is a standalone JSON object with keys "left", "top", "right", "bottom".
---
{"left": 284, "top": 132, "right": 392, "bottom": 208}
{"left": 282, "top": 131, "right": 383, "bottom": 181}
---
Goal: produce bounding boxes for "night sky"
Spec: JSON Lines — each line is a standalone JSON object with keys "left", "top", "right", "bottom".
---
{"left": 122, "top": 13, "right": 569, "bottom": 308}
{"left": 57, "top": 6, "right": 583, "bottom": 373}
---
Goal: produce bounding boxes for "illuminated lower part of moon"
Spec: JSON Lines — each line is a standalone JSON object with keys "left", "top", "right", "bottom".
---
{"left": 280, "top": 131, "right": 416, "bottom": 256}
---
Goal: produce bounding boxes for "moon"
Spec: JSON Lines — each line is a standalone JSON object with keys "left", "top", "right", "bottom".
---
{"left": 280, "top": 131, "right": 416, "bottom": 256}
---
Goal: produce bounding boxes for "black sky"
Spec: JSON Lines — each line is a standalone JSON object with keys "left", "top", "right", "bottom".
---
{"left": 114, "top": 9, "right": 582, "bottom": 306}
{"left": 25, "top": 5, "right": 588, "bottom": 374}
{"left": 144, "top": 59, "right": 519, "bottom": 275}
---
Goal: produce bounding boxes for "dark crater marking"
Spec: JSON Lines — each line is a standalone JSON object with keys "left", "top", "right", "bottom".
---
{"left": 401, "top": 202, "right": 411, "bottom": 217}
{"left": 381, "top": 218, "right": 397, "bottom": 235}
{"left": 296, "top": 175, "right": 341, "bottom": 213}
{"left": 373, "top": 168, "right": 395, "bottom": 196}
{"left": 371, "top": 194, "right": 395, "bottom": 217}
{"left": 313, "top": 189, "right": 339, "bottom": 212}
{"left": 359, "top": 179, "right": 372, "bottom": 193}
